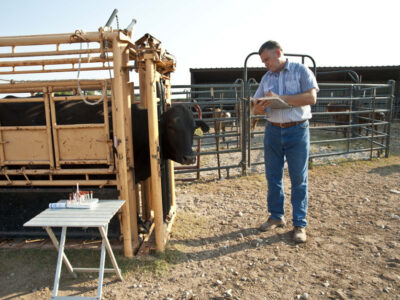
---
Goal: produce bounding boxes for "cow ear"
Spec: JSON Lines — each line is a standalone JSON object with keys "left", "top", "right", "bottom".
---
{"left": 195, "top": 120, "right": 210, "bottom": 133}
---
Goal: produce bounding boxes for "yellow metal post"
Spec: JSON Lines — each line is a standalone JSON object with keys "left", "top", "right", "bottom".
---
{"left": 144, "top": 53, "right": 166, "bottom": 252}
{"left": 112, "top": 40, "right": 133, "bottom": 257}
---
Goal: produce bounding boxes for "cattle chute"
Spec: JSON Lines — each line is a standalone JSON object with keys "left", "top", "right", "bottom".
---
{"left": 0, "top": 18, "right": 176, "bottom": 256}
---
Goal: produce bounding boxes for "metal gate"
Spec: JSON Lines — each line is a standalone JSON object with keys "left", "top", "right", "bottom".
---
{"left": 161, "top": 80, "right": 394, "bottom": 181}
{"left": 170, "top": 83, "right": 245, "bottom": 180}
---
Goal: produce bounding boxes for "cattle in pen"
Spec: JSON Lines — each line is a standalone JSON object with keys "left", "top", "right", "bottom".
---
{"left": 326, "top": 102, "right": 386, "bottom": 138}
{"left": 0, "top": 96, "right": 209, "bottom": 183}
{"left": 132, "top": 104, "right": 209, "bottom": 183}
{"left": 212, "top": 108, "right": 231, "bottom": 142}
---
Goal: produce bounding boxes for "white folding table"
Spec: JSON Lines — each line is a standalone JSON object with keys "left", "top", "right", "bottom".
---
{"left": 24, "top": 200, "right": 125, "bottom": 300}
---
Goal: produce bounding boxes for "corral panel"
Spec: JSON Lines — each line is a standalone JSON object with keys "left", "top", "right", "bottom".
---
{"left": 55, "top": 126, "right": 109, "bottom": 163}
{"left": 1, "top": 128, "right": 50, "bottom": 164}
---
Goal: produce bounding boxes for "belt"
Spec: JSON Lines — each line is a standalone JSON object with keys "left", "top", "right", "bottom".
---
{"left": 268, "top": 120, "right": 306, "bottom": 128}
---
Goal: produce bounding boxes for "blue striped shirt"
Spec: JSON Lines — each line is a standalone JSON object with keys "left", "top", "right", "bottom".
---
{"left": 253, "top": 59, "right": 319, "bottom": 123}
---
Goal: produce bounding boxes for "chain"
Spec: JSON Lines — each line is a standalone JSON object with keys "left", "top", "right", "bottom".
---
{"left": 116, "top": 14, "right": 120, "bottom": 30}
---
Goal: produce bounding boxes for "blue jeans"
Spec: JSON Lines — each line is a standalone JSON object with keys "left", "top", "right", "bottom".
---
{"left": 263, "top": 120, "right": 310, "bottom": 227}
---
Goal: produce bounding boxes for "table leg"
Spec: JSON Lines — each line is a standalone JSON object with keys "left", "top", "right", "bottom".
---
{"left": 98, "top": 226, "right": 123, "bottom": 281}
{"left": 96, "top": 225, "right": 109, "bottom": 300}
{"left": 52, "top": 226, "right": 67, "bottom": 297}
{"left": 44, "top": 226, "right": 76, "bottom": 278}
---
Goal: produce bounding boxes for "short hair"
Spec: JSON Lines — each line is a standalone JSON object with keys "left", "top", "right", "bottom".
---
{"left": 258, "top": 40, "right": 282, "bottom": 55}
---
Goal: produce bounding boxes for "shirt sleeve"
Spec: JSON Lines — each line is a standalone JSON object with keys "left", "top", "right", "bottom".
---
{"left": 299, "top": 65, "right": 319, "bottom": 93}
{"left": 253, "top": 74, "right": 266, "bottom": 98}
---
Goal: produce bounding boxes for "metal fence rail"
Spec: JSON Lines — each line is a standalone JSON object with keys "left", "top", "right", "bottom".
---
{"left": 134, "top": 81, "right": 394, "bottom": 181}
{"left": 169, "top": 84, "right": 244, "bottom": 179}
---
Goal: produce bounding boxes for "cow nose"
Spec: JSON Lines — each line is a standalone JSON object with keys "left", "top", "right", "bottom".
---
{"left": 182, "top": 155, "right": 196, "bottom": 165}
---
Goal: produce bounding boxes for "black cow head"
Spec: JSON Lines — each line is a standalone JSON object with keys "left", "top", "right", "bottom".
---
{"left": 160, "top": 104, "right": 209, "bottom": 165}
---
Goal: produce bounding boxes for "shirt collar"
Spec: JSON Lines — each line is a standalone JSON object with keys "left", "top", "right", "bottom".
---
{"left": 282, "top": 59, "right": 290, "bottom": 71}
{"left": 267, "top": 58, "right": 290, "bottom": 76}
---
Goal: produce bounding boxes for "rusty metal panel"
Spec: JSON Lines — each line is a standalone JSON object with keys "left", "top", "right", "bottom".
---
{"left": 1, "top": 128, "right": 50, "bottom": 164}
{"left": 55, "top": 126, "right": 109, "bottom": 163}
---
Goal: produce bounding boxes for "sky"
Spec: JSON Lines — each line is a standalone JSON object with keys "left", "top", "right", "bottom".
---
{"left": 1, "top": 0, "right": 399, "bottom": 85}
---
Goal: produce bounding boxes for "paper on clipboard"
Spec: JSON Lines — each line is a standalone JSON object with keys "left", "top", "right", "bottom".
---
{"left": 256, "top": 96, "right": 292, "bottom": 109}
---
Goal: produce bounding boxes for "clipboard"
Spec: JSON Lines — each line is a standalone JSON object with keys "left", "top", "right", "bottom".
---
{"left": 255, "top": 96, "right": 292, "bottom": 109}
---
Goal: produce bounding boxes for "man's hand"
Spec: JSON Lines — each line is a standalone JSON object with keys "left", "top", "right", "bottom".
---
{"left": 253, "top": 98, "right": 271, "bottom": 115}
{"left": 253, "top": 91, "right": 277, "bottom": 115}
{"left": 265, "top": 90, "right": 278, "bottom": 98}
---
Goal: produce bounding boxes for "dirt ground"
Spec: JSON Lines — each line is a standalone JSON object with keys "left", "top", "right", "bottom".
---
{"left": 1, "top": 123, "right": 400, "bottom": 300}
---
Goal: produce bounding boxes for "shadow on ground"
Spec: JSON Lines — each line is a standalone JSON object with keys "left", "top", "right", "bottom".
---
{"left": 168, "top": 226, "right": 298, "bottom": 264}
{"left": 368, "top": 164, "right": 400, "bottom": 176}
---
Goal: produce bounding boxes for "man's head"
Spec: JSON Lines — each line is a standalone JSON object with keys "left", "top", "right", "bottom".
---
{"left": 258, "top": 40, "right": 286, "bottom": 73}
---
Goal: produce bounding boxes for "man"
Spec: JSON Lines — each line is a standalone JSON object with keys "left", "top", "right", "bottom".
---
{"left": 253, "top": 40, "right": 318, "bottom": 243}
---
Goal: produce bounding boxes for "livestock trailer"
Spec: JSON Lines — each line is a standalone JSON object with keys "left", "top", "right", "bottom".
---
{"left": 0, "top": 24, "right": 176, "bottom": 256}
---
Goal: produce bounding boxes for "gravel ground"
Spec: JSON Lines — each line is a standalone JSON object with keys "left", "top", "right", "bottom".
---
{"left": 1, "top": 122, "right": 399, "bottom": 300}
